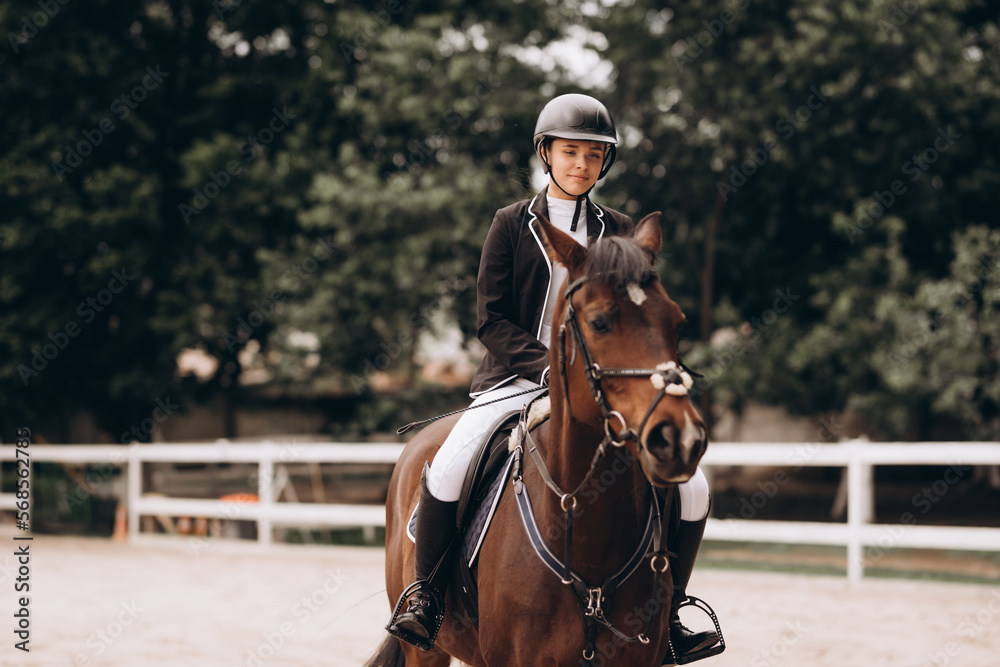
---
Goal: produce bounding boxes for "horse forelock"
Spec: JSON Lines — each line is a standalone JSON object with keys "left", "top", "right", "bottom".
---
{"left": 576, "top": 236, "right": 678, "bottom": 323}
{"left": 581, "top": 236, "right": 657, "bottom": 289}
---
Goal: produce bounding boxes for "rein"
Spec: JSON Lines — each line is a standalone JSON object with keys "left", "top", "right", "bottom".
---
{"left": 395, "top": 386, "right": 546, "bottom": 435}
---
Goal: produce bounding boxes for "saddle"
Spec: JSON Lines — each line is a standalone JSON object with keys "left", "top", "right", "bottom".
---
{"left": 405, "top": 408, "right": 520, "bottom": 547}
{"left": 457, "top": 409, "right": 521, "bottom": 533}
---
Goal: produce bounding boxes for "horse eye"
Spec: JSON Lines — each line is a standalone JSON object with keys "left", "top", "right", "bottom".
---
{"left": 588, "top": 316, "right": 611, "bottom": 334}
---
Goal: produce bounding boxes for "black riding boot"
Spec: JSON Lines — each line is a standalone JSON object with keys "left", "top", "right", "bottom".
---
{"left": 664, "top": 514, "right": 720, "bottom": 663}
{"left": 387, "top": 464, "right": 458, "bottom": 649}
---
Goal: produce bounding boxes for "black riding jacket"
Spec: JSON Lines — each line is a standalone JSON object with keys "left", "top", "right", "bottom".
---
{"left": 470, "top": 188, "right": 633, "bottom": 396}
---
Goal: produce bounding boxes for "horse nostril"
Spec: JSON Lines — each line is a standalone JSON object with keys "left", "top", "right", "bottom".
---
{"left": 645, "top": 420, "right": 705, "bottom": 458}
{"left": 645, "top": 422, "right": 678, "bottom": 453}
{"left": 681, "top": 421, "right": 707, "bottom": 458}
{"left": 660, "top": 424, "right": 678, "bottom": 448}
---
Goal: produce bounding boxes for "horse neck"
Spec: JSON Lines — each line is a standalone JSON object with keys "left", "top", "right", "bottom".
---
{"left": 534, "top": 388, "right": 651, "bottom": 577}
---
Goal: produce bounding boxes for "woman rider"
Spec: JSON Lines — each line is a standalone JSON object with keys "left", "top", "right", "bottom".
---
{"left": 388, "top": 93, "right": 721, "bottom": 663}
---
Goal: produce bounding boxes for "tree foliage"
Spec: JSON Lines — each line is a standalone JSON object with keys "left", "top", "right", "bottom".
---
{"left": 0, "top": 0, "right": 997, "bottom": 441}
{"left": 0, "top": 0, "right": 553, "bottom": 438}
{"left": 587, "top": 0, "right": 1000, "bottom": 439}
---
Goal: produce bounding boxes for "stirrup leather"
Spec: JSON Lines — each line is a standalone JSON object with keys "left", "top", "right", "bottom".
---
{"left": 666, "top": 596, "right": 726, "bottom": 665}
{"left": 385, "top": 581, "right": 446, "bottom": 651}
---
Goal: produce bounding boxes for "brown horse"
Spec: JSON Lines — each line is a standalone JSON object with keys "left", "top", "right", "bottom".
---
{"left": 369, "top": 212, "right": 708, "bottom": 666}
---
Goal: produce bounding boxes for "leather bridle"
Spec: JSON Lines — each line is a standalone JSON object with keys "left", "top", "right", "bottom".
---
{"left": 557, "top": 272, "right": 697, "bottom": 449}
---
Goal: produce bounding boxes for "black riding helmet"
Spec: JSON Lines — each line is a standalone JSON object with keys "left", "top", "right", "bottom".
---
{"left": 533, "top": 93, "right": 618, "bottom": 181}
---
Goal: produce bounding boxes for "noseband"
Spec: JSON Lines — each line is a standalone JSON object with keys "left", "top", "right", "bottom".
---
{"left": 557, "top": 273, "right": 697, "bottom": 449}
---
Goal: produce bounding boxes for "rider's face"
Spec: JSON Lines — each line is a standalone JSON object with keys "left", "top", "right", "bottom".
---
{"left": 546, "top": 139, "right": 605, "bottom": 199}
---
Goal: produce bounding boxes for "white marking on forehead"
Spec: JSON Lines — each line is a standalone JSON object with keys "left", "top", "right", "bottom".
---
{"left": 627, "top": 283, "right": 647, "bottom": 306}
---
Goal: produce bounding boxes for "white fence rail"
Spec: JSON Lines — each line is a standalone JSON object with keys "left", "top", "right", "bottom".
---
{"left": 1, "top": 439, "right": 999, "bottom": 582}
{"left": 700, "top": 440, "right": 1000, "bottom": 582}
{"left": 0, "top": 442, "right": 402, "bottom": 546}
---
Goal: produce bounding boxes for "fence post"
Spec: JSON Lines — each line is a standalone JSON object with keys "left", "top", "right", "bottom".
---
{"left": 127, "top": 445, "right": 141, "bottom": 542}
{"left": 846, "top": 438, "right": 867, "bottom": 583}
{"left": 258, "top": 445, "right": 273, "bottom": 545}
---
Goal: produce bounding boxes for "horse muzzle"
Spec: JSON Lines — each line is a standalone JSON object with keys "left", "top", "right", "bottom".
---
{"left": 638, "top": 418, "right": 707, "bottom": 485}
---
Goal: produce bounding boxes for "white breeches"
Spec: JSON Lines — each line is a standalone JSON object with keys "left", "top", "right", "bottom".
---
{"left": 426, "top": 379, "right": 711, "bottom": 523}
{"left": 426, "top": 378, "right": 543, "bottom": 502}
{"left": 678, "top": 466, "right": 710, "bottom": 521}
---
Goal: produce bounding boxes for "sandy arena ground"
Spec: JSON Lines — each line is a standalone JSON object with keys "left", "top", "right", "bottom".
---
{"left": 0, "top": 526, "right": 997, "bottom": 667}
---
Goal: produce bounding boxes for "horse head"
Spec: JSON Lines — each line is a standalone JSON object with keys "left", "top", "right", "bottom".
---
{"left": 536, "top": 211, "right": 707, "bottom": 487}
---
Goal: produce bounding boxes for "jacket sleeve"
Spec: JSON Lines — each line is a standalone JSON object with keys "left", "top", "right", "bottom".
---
{"left": 476, "top": 209, "right": 549, "bottom": 383}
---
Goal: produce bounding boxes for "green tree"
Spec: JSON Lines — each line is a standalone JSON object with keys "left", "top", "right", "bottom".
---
{"left": 0, "top": 0, "right": 392, "bottom": 438}
{"left": 0, "top": 0, "right": 560, "bottom": 439}
{"left": 586, "top": 0, "right": 999, "bottom": 437}
{"left": 258, "top": 5, "right": 560, "bottom": 396}
{"left": 4, "top": 0, "right": 996, "bottom": 445}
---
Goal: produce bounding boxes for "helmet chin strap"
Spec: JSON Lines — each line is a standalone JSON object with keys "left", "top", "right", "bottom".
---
{"left": 542, "top": 144, "right": 594, "bottom": 233}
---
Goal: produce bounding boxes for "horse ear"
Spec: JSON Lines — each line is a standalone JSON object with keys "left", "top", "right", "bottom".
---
{"left": 535, "top": 211, "right": 586, "bottom": 272}
{"left": 634, "top": 212, "right": 662, "bottom": 264}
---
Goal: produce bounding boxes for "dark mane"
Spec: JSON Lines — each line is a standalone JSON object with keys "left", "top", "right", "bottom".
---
{"left": 582, "top": 236, "right": 657, "bottom": 288}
